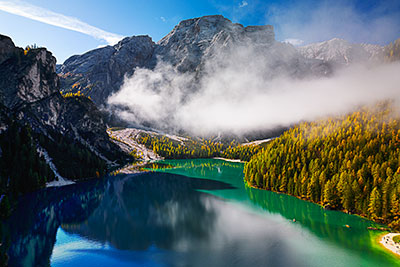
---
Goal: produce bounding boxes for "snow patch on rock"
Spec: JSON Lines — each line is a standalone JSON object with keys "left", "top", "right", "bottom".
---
{"left": 37, "top": 146, "right": 74, "bottom": 187}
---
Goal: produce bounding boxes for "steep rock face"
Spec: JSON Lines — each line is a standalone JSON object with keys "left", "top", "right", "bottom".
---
{"left": 298, "top": 38, "right": 384, "bottom": 65}
{"left": 0, "top": 34, "right": 126, "bottom": 167}
{"left": 59, "top": 36, "right": 156, "bottom": 105}
{"left": 0, "top": 35, "right": 17, "bottom": 65}
{"left": 59, "top": 15, "right": 331, "bottom": 107}
{"left": 0, "top": 47, "right": 59, "bottom": 110}
{"left": 155, "top": 15, "right": 275, "bottom": 73}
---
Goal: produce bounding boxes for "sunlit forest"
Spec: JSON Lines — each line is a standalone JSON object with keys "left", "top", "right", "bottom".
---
{"left": 244, "top": 102, "right": 400, "bottom": 229}
{"left": 136, "top": 133, "right": 261, "bottom": 161}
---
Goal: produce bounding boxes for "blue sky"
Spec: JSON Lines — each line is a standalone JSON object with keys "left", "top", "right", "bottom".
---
{"left": 0, "top": 0, "right": 399, "bottom": 63}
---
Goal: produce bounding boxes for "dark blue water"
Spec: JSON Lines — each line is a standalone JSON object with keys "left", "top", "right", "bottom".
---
{"left": 1, "top": 159, "right": 399, "bottom": 266}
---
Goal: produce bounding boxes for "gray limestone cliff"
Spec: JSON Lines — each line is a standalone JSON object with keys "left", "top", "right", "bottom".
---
{"left": 0, "top": 34, "right": 126, "bottom": 169}
{"left": 58, "top": 15, "right": 331, "bottom": 106}
{"left": 59, "top": 35, "right": 156, "bottom": 105}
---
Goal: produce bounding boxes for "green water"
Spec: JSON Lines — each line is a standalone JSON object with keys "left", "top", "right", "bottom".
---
{"left": 3, "top": 158, "right": 399, "bottom": 266}
{"left": 154, "top": 158, "right": 400, "bottom": 267}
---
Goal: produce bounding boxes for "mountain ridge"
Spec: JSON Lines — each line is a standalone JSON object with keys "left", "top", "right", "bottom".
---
{"left": 58, "top": 15, "right": 331, "bottom": 108}
{"left": 298, "top": 38, "right": 384, "bottom": 65}
{"left": 57, "top": 15, "right": 400, "bottom": 136}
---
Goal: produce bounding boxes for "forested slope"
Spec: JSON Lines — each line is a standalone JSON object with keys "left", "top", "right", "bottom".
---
{"left": 136, "top": 132, "right": 261, "bottom": 161}
{"left": 244, "top": 103, "right": 400, "bottom": 229}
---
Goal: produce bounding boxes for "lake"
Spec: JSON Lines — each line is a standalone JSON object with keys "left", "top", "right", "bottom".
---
{"left": 2, "top": 159, "right": 399, "bottom": 266}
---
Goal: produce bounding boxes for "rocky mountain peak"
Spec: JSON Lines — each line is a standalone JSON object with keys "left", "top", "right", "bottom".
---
{"left": 179, "top": 14, "right": 230, "bottom": 25}
{"left": 0, "top": 34, "right": 18, "bottom": 65}
{"left": 155, "top": 15, "right": 275, "bottom": 73}
{"left": 176, "top": 15, "right": 233, "bottom": 29}
{"left": 158, "top": 15, "right": 274, "bottom": 47}
{"left": 60, "top": 35, "right": 155, "bottom": 74}
{"left": 114, "top": 35, "right": 154, "bottom": 51}
{"left": 158, "top": 15, "right": 239, "bottom": 44}
{"left": 0, "top": 44, "right": 59, "bottom": 110}
{"left": 112, "top": 35, "right": 155, "bottom": 67}
{"left": 298, "top": 38, "right": 384, "bottom": 65}
{"left": 58, "top": 15, "right": 323, "bottom": 108}
{"left": 58, "top": 34, "right": 156, "bottom": 104}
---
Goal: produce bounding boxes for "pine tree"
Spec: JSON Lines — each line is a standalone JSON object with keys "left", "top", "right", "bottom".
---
{"left": 368, "top": 187, "right": 382, "bottom": 219}
{"left": 324, "top": 180, "right": 337, "bottom": 208}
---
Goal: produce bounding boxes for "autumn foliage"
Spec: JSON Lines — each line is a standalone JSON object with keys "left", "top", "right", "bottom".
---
{"left": 244, "top": 102, "right": 400, "bottom": 229}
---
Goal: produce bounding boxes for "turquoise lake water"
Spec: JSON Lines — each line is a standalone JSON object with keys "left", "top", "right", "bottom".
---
{"left": 3, "top": 159, "right": 399, "bottom": 266}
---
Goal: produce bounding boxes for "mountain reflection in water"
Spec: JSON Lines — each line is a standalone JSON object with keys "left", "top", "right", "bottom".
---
{"left": 3, "top": 172, "right": 303, "bottom": 267}
{"left": 2, "top": 159, "right": 399, "bottom": 267}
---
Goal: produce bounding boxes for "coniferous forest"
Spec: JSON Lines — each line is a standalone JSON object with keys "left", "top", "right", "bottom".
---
{"left": 0, "top": 120, "right": 109, "bottom": 218}
{"left": 244, "top": 102, "right": 400, "bottom": 229}
{"left": 39, "top": 131, "right": 107, "bottom": 180}
{"left": 0, "top": 122, "right": 54, "bottom": 218}
{"left": 136, "top": 132, "right": 261, "bottom": 161}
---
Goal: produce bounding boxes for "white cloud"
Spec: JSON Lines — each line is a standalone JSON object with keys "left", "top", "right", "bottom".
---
{"left": 239, "top": 1, "right": 248, "bottom": 8}
{"left": 0, "top": 0, "right": 124, "bottom": 45}
{"left": 160, "top": 16, "right": 166, "bottom": 22}
{"left": 108, "top": 37, "right": 400, "bottom": 136}
{"left": 108, "top": 62, "right": 195, "bottom": 130}
{"left": 176, "top": 62, "right": 400, "bottom": 135}
{"left": 284, "top": 38, "right": 304, "bottom": 46}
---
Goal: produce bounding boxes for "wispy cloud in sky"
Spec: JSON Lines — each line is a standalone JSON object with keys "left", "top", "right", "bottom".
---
{"left": 0, "top": 0, "right": 123, "bottom": 45}
{"left": 239, "top": 1, "right": 248, "bottom": 8}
